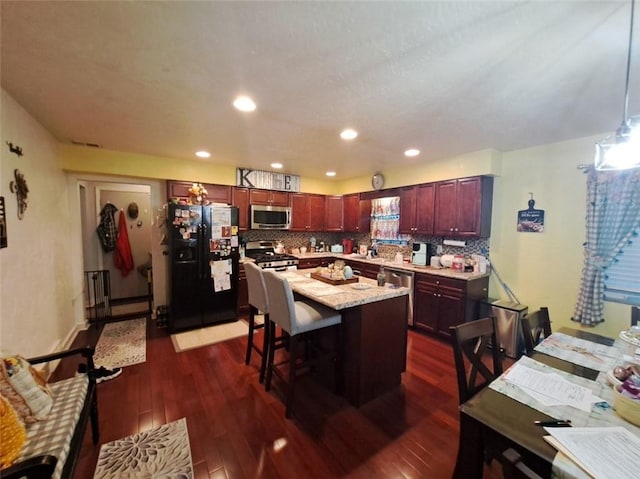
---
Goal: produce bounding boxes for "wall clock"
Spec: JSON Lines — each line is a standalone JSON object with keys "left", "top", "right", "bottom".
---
{"left": 371, "top": 173, "right": 385, "bottom": 190}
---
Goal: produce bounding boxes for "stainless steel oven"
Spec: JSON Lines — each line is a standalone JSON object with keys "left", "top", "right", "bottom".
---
{"left": 245, "top": 240, "right": 299, "bottom": 270}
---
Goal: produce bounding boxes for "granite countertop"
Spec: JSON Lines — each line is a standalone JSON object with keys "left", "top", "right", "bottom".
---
{"left": 293, "top": 252, "right": 490, "bottom": 281}
{"left": 276, "top": 269, "right": 409, "bottom": 310}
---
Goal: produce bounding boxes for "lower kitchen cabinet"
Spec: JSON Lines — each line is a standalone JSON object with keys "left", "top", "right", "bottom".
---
{"left": 413, "top": 273, "right": 488, "bottom": 338}
{"left": 297, "top": 257, "right": 332, "bottom": 270}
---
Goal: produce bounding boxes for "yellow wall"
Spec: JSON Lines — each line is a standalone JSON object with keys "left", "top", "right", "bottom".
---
{"left": 60, "top": 140, "right": 633, "bottom": 339}
{"left": 60, "top": 144, "right": 502, "bottom": 195}
{"left": 490, "top": 136, "right": 630, "bottom": 338}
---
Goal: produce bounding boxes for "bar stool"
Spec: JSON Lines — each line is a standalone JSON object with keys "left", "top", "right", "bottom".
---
{"left": 243, "top": 262, "right": 269, "bottom": 383}
{"left": 262, "top": 269, "right": 342, "bottom": 418}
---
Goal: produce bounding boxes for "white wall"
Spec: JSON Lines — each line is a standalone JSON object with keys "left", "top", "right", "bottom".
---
{"left": 0, "top": 90, "right": 78, "bottom": 356}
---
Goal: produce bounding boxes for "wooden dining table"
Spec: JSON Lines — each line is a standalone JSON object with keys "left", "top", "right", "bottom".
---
{"left": 452, "top": 328, "right": 619, "bottom": 479}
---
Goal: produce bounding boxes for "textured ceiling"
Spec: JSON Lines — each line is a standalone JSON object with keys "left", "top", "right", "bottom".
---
{"left": 2, "top": 1, "right": 639, "bottom": 180}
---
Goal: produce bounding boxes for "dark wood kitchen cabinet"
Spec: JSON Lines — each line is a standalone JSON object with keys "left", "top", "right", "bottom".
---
{"left": 433, "top": 176, "right": 493, "bottom": 238}
{"left": 325, "top": 195, "right": 344, "bottom": 231}
{"left": 343, "top": 194, "right": 371, "bottom": 233}
{"left": 297, "top": 257, "right": 332, "bottom": 269}
{"left": 167, "top": 181, "right": 232, "bottom": 204}
{"left": 413, "top": 273, "right": 488, "bottom": 339}
{"left": 290, "top": 193, "right": 325, "bottom": 231}
{"left": 249, "top": 188, "right": 289, "bottom": 206}
{"left": 399, "top": 183, "right": 435, "bottom": 235}
{"left": 232, "top": 187, "right": 250, "bottom": 231}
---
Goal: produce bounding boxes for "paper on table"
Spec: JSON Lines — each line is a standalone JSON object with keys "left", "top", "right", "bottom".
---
{"left": 544, "top": 427, "right": 640, "bottom": 479}
{"left": 503, "top": 363, "right": 594, "bottom": 412}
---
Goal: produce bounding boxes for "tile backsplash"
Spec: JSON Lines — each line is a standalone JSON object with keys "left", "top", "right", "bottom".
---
{"left": 240, "top": 230, "right": 489, "bottom": 259}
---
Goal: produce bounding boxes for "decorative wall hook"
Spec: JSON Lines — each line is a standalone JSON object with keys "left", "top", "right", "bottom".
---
{"left": 6, "top": 142, "right": 23, "bottom": 157}
{"left": 9, "top": 169, "right": 29, "bottom": 220}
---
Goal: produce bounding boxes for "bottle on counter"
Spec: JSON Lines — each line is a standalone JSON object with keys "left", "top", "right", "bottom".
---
{"left": 377, "top": 267, "right": 386, "bottom": 287}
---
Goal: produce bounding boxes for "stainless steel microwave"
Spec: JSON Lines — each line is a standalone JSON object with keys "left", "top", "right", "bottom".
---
{"left": 250, "top": 204, "right": 291, "bottom": 230}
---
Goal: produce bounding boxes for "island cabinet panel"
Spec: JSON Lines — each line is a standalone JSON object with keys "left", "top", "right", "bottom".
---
{"left": 413, "top": 273, "right": 489, "bottom": 339}
{"left": 249, "top": 188, "right": 289, "bottom": 206}
{"left": 167, "top": 181, "right": 232, "bottom": 204}
{"left": 290, "top": 193, "right": 325, "bottom": 231}
{"left": 232, "top": 187, "right": 250, "bottom": 231}
{"left": 325, "top": 195, "right": 344, "bottom": 232}
{"left": 399, "top": 183, "right": 435, "bottom": 235}
{"left": 433, "top": 176, "right": 493, "bottom": 238}
{"left": 340, "top": 295, "right": 408, "bottom": 406}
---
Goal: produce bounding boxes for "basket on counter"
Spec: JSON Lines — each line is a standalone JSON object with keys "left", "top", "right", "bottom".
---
{"left": 613, "top": 385, "right": 640, "bottom": 426}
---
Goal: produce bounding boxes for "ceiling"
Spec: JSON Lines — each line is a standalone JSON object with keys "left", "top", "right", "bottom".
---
{"left": 2, "top": 1, "right": 639, "bottom": 181}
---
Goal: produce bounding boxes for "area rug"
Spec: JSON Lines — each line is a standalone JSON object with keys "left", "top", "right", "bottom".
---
{"left": 93, "top": 417, "right": 193, "bottom": 478}
{"left": 171, "top": 319, "right": 249, "bottom": 353}
{"left": 94, "top": 317, "right": 146, "bottom": 369}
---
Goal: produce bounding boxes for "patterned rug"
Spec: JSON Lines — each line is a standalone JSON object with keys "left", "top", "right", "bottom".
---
{"left": 171, "top": 319, "right": 249, "bottom": 353}
{"left": 93, "top": 418, "right": 193, "bottom": 478}
{"left": 94, "top": 317, "right": 146, "bottom": 369}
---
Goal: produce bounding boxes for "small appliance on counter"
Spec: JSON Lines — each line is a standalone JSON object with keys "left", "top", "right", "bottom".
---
{"left": 411, "top": 242, "right": 434, "bottom": 266}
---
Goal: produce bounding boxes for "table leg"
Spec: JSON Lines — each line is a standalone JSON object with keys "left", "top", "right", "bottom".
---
{"left": 452, "top": 411, "right": 484, "bottom": 479}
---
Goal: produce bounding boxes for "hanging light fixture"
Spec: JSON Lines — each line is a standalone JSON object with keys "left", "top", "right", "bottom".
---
{"left": 595, "top": 0, "right": 640, "bottom": 170}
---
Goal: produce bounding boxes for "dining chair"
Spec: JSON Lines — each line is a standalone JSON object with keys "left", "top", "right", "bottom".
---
{"left": 449, "top": 316, "right": 503, "bottom": 404}
{"left": 243, "top": 262, "right": 270, "bottom": 383}
{"left": 501, "top": 448, "right": 544, "bottom": 479}
{"left": 521, "top": 307, "right": 552, "bottom": 356}
{"left": 262, "top": 269, "right": 342, "bottom": 418}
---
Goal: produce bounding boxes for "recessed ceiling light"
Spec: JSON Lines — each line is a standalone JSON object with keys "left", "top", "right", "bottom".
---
{"left": 340, "top": 129, "right": 358, "bottom": 140}
{"left": 233, "top": 95, "right": 256, "bottom": 112}
{"left": 404, "top": 149, "right": 420, "bottom": 157}
{"left": 195, "top": 150, "right": 211, "bottom": 158}
{"left": 326, "top": 171, "right": 336, "bottom": 177}
{"left": 271, "top": 162, "right": 283, "bottom": 169}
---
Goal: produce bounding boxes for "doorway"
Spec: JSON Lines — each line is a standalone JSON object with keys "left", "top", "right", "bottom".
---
{"left": 84, "top": 183, "right": 153, "bottom": 321}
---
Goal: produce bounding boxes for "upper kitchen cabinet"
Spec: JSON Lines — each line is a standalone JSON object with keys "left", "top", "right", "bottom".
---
{"left": 343, "top": 194, "right": 371, "bottom": 233}
{"left": 434, "top": 176, "right": 493, "bottom": 238}
{"left": 167, "top": 181, "right": 232, "bottom": 204}
{"left": 290, "top": 193, "right": 325, "bottom": 231}
{"left": 249, "top": 188, "right": 289, "bottom": 206}
{"left": 232, "top": 187, "right": 249, "bottom": 231}
{"left": 399, "top": 183, "right": 435, "bottom": 235}
{"left": 325, "top": 195, "right": 344, "bottom": 232}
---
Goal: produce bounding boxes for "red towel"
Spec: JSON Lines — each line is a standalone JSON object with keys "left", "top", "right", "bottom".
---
{"left": 114, "top": 210, "right": 134, "bottom": 277}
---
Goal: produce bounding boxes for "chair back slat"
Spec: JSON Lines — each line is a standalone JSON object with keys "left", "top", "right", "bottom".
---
{"left": 244, "top": 262, "right": 269, "bottom": 313}
{"left": 263, "top": 270, "right": 295, "bottom": 334}
{"left": 450, "top": 317, "right": 503, "bottom": 404}
{"left": 521, "top": 307, "right": 552, "bottom": 355}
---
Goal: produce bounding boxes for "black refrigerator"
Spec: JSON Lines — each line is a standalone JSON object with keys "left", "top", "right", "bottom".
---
{"left": 168, "top": 203, "right": 240, "bottom": 332}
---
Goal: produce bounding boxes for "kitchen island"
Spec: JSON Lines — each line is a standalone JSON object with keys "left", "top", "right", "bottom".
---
{"left": 279, "top": 270, "right": 410, "bottom": 406}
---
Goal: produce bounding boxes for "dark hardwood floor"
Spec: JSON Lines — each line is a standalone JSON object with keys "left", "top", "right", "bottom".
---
{"left": 59, "top": 319, "right": 503, "bottom": 478}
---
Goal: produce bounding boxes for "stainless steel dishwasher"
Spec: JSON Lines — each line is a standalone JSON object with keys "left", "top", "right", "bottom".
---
{"left": 383, "top": 266, "right": 415, "bottom": 325}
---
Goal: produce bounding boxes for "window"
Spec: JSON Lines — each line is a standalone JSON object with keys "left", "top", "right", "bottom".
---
{"left": 604, "top": 227, "right": 640, "bottom": 306}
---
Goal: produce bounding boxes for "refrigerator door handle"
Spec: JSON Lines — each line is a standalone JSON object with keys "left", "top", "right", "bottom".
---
{"left": 196, "top": 224, "right": 203, "bottom": 279}
{"left": 201, "top": 223, "right": 208, "bottom": 279}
